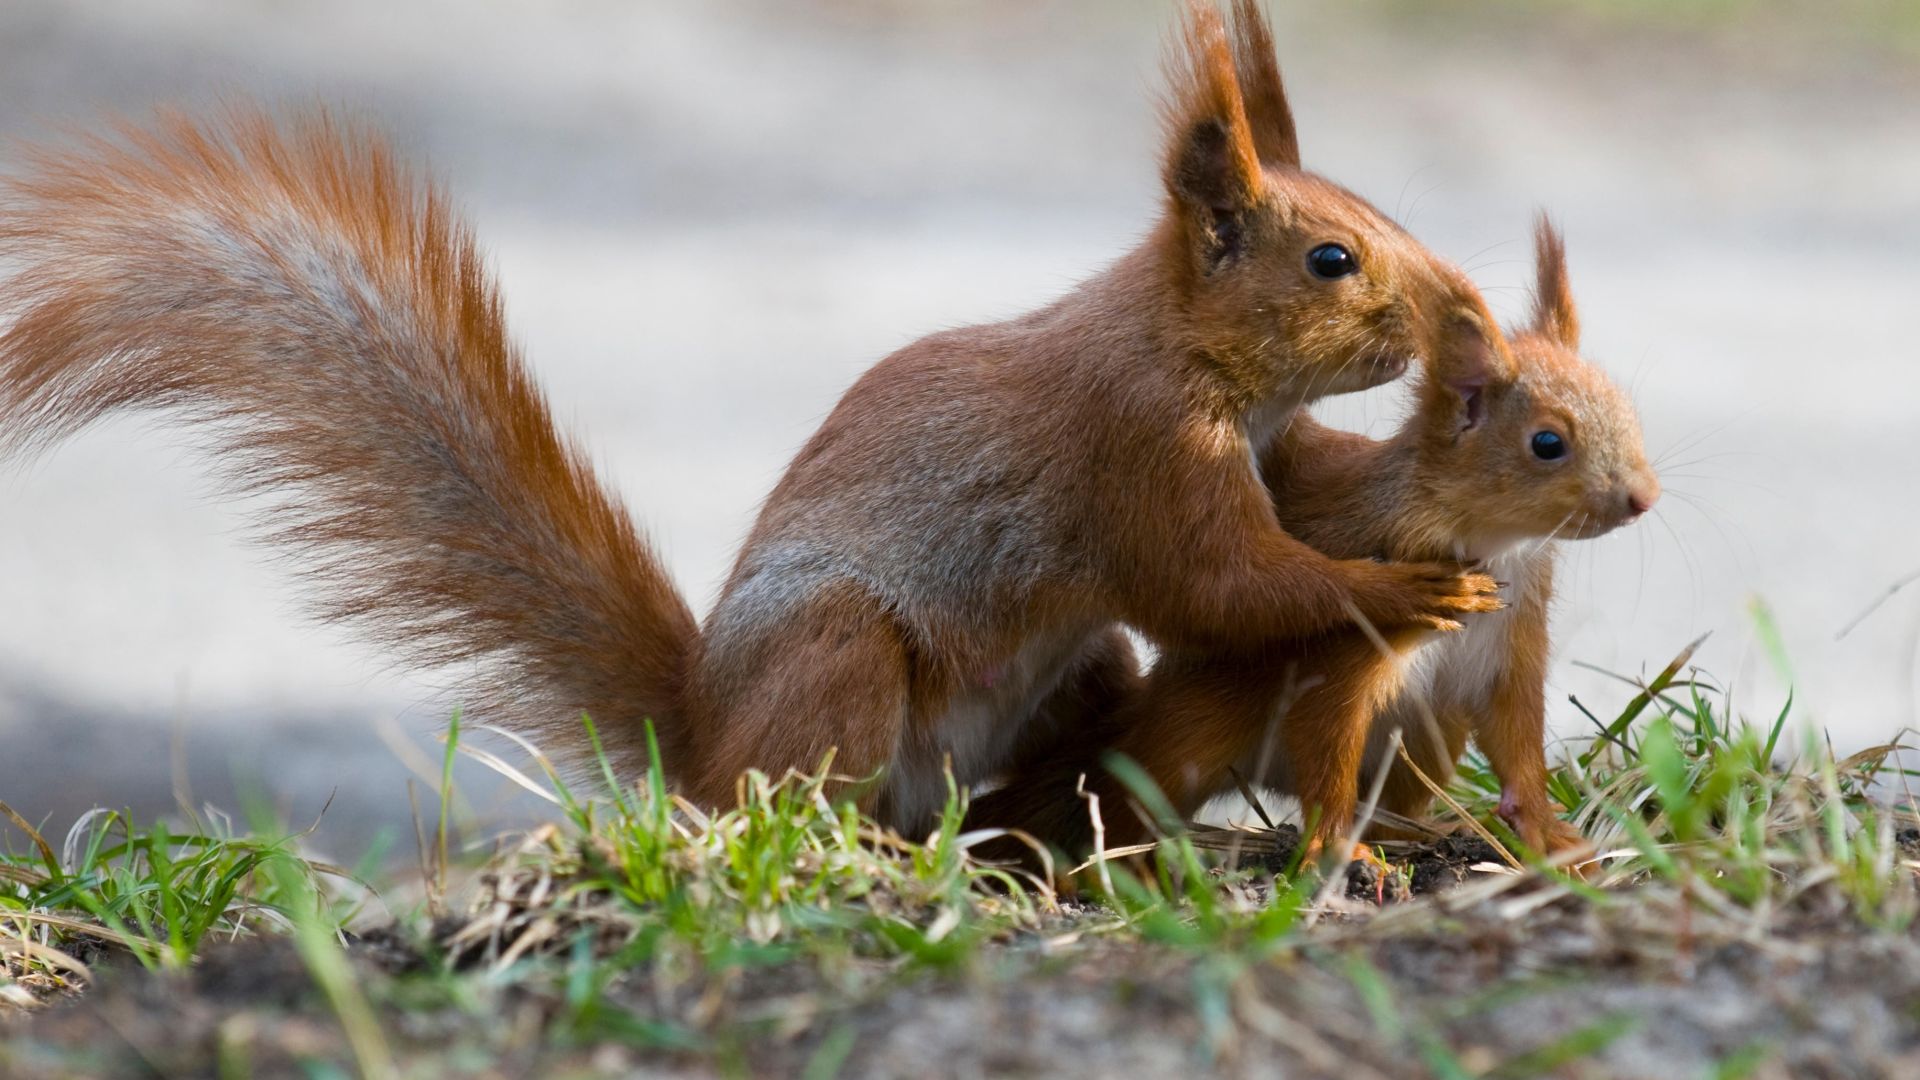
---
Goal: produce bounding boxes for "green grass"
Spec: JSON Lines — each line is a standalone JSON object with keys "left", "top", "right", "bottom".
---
{"left": 5, "top": 639, "right": 1919, "bottom": 1074}
{"left": 1447, "top": 637, "right": 1919, "bottom": 926}
{"left": 0, "top": 802, "right": 357, "bottom": 994}
{"left": 436, "top": 721, "right": 1046, "bottom": 1015}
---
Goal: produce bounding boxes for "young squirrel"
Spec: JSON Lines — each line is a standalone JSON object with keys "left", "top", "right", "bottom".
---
{"left": 0, "top": 2, "right": 1503, "bottom": 833}
{"left": 971, "top": 218, "right": 1658, "bottom": 860}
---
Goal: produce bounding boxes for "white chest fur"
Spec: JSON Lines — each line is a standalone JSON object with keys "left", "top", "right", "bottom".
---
{"left": 1397, "top": 546, "right": 1548, "bottom": 719}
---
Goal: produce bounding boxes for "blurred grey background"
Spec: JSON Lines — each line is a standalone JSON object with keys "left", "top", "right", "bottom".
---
{"left": 1, "top": 0, "right": 1916, "bottom": 858}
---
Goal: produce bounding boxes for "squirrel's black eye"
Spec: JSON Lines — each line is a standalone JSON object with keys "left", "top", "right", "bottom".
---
{"left": 1307, "top": 243, "right": 1357, "bottom": 280}
{"left": 1530, "top": 431, "right": 1567, "bottom": 461}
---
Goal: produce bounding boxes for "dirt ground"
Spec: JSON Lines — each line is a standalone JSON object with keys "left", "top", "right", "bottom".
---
{"left": 7, "top": 838, "right": 1918, "bottom": 1079}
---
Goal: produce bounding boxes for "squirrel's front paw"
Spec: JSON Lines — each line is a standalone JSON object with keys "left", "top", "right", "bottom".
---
{"left": 1345, "top": 560, "right": 1504, "bottom": 634}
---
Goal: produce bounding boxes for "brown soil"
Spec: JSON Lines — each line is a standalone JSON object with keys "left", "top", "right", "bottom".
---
{"left": 7, "top": 838, "right": 1918, "bottom": 1079}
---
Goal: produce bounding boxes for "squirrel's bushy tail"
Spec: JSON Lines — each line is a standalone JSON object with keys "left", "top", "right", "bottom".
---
{"left": 0, "top": 109, "right": 697, "bottom": 769}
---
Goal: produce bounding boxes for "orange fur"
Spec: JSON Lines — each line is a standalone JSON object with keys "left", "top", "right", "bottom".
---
{"left": 1227, "top": 0, "right": 1301, "bottom": 168}
{"left": 0, "top": 109, "right": 698, "bottom": 768}
{"left": 0, "top": 6, "right": 1507, "bottom": 833}
{"left": 973, "top": 218, "right": 1658, "bottom": 859}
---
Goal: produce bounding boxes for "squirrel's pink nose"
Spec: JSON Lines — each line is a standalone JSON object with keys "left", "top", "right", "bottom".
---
{"left": 1624, "top": 479, "right": 1660, "bottom": 520}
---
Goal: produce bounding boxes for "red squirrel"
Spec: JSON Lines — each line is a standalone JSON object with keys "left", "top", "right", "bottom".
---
{"left": 971, "top": 218, "right": 1658, "bottom": 859}
{"left": 0, "top": 2, "right": 1503, "bottom": 833}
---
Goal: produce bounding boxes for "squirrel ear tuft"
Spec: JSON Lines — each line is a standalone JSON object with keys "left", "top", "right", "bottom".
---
{"left": 1162, "top": 2, "right": 1263, "bottom": 235}
{"left": 1530, "top": 214, "right": 1581, "bottom": 349}
{"left": 1228, "top": 0, "right": 1300, "bottom": 169}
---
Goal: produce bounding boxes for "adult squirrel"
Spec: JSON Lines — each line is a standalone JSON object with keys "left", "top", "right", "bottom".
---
{"left": 0, "top": 1, "right": 1502, "bottom": 832}
{"left": 970, "top": 218, "right": 1658, "bottom": 860}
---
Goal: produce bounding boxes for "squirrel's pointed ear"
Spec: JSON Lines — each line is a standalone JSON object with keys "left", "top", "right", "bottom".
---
{"left": 1228, "top": 0, "right": 1300, "bottom": 169}
{"left": 1434, "top": 312, "right": 1514, "bottom": 434}
{"left": 1530, "top": 214, "right": 1581, "bottom": 349}
{"left": 1162, "top": 2, "right": 1263, "bottom": 257}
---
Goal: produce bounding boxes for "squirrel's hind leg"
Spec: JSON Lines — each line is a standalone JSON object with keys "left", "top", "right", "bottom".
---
{"left": 998, "top": 627, "right": 1143, "bottom": 776}
{"left": 1276, "top": 638, "right": 1410, "bottom": 859}
{"left": 687, "top": 580, "right": 911, "bottom": 822}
